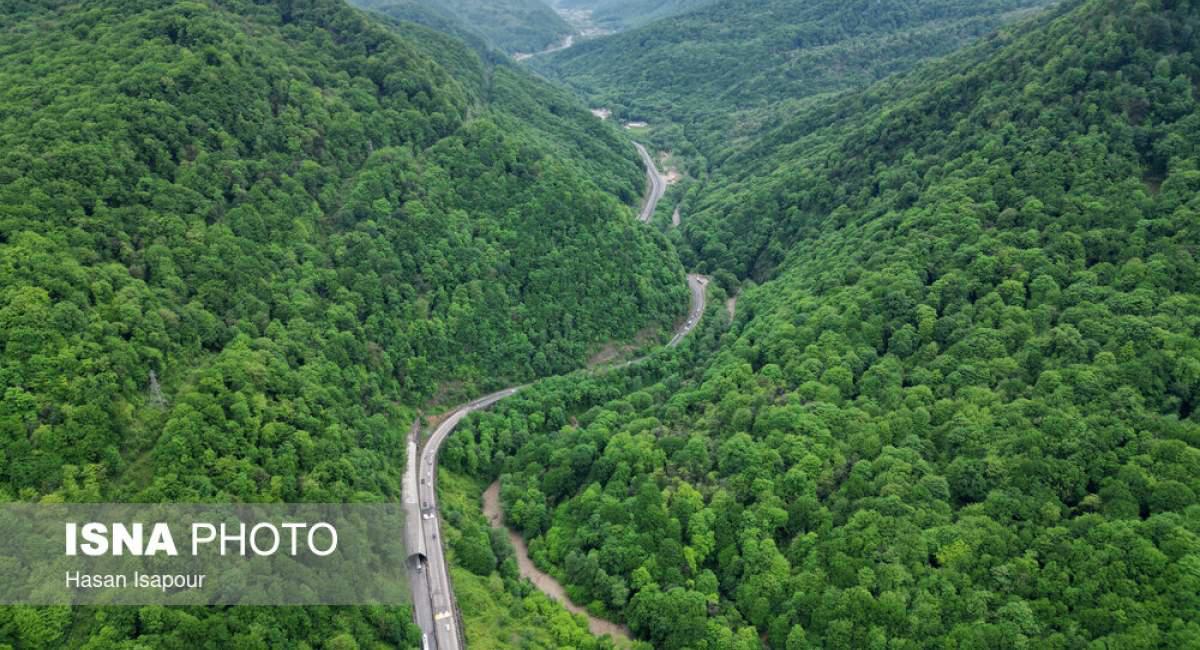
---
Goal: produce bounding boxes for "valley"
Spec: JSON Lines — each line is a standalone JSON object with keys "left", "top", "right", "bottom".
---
{"left": 0, "top": 0, "right": 1197, "bottom": 649}
{"left": 634, "top": 143, "right": 668, "bottom": 223}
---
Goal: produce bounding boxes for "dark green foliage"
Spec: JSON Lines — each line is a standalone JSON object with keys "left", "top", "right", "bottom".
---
{"left": 351, "top": 0, "right": 498, "bottom": 57}
{"left": 454, "top": 520, "right": 498, "bottom": 576}
{"left": 447, "top": 0, "right": 1200, "bottom": 647}
{"left": 361, "top": 10, "right": 652, "bottom": 201}
{"left": 679, "top": 0, "right": 1198, "bottom": 282}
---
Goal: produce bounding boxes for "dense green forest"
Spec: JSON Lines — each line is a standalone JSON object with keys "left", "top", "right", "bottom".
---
{"left": 445, "top": 0, "right": 1200, "bottom": 646}
{"left": 353, "top": 0, "right": 572, "bottom": 53}
{"left": 534, "top": 0, "right": 1055, "bottom": 171}
{"left": 349, "top": 0, "right": 497, "bottom": 56}
{"left": 0, "top": 0, "right": 684, "bottom": 645}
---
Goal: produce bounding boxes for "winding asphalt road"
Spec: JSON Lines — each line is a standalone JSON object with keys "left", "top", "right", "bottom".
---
{"left": 671, "top": 274, "right": 708, "bottom": 346}
{"left": 634, "top": 142, "right": 666, "bottom": 223}
{"left": 412, "top": 388, "right": 522, "bottom": 650}
{"left": 403, "top": 145, "right": 703, "bottom": 649}
{"left": 513, "top": 33, "right": 576, "bottom": 61}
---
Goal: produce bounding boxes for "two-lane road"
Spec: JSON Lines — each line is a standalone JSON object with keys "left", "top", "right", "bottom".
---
{"left": 407, "top": 388, "right": 522, "bottom": 650}
{"left": 634, "top": 142, "right": 666, "bottom": 223}
{"left": 404, "top": 423, "right": 436, "bottom": 648}
{"left": 419, "top": 388, "right": 521, "bottom": 650}
{"left": 671, "top": 274, "right": 708, "bottom": 347}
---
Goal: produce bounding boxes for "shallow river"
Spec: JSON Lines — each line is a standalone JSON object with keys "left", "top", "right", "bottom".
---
{"left": 481, "top": 481, "right": 632, "bottom": 642}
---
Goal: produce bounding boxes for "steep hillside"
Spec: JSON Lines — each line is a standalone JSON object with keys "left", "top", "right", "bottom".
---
{"left": 351, "top": 0, "right": 495, "bottom": 55}
{"left": 447, "top": 0, "right": 1200, "bottom": 647}
{"left": 535, "top": 0, "right": 1054, "bottom": 166}
{"left": 354, "top": 0, "right": 572, "bottom": 53}
{"left": 0, "top": 0, "right": 683, "bottom": 644}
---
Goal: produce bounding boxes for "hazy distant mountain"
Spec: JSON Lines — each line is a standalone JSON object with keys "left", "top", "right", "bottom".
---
{"left": 355, "top": 0, "right": 572, "bottom": 52}
{"left": 536, "top": 0, "right": 1054, "bottom": 163}
{"left": 554, "top": 0, "right": 718, "bottom": 30}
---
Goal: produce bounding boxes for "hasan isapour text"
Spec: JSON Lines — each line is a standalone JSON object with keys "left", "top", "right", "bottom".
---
{"left": 66, "top": 571, "right": 206, "bottom": 592}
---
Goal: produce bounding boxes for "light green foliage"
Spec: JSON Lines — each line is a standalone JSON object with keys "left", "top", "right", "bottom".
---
{"left": 0, "top": 0, "right": 683, "bottom": 500}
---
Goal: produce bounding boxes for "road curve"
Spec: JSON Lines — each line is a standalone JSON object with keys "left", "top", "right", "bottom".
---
{"left": 634, "top": 142, "right": 666, "bottom": 223}
{"left": 513, "top": 33, "right": 576, "bottom": 61}
{"left": 670, "top": 274, "right": 708, "bottom": 346}
{"left": 403, "top": 152, "right": 705, "bottom": 649}
{"left": 408, "top": 388, "right": 522, "bottom": 650}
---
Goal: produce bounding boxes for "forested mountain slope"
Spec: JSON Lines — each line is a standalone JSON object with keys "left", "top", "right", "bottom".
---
{"left": 535, "top": 0, "right": 1054, "bottom": 166}
{"left": 445, "top": 0, "right": 1200, "bottom": 646}
{"left": 375, "top": 13, "right": 651, "bottom": 197}
{"left": 350, "top": 0, "right": 496, "bottom": 55}
{"left": 354, "top": 0, "right": 572, "bottom": 53}
{"left": 0, "top": 0, "right": 682, "bottom": 644}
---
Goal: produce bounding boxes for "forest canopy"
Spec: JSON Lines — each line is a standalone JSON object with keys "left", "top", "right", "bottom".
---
{"left": 553, "top": 0, "right": 717, "bottom": 31}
